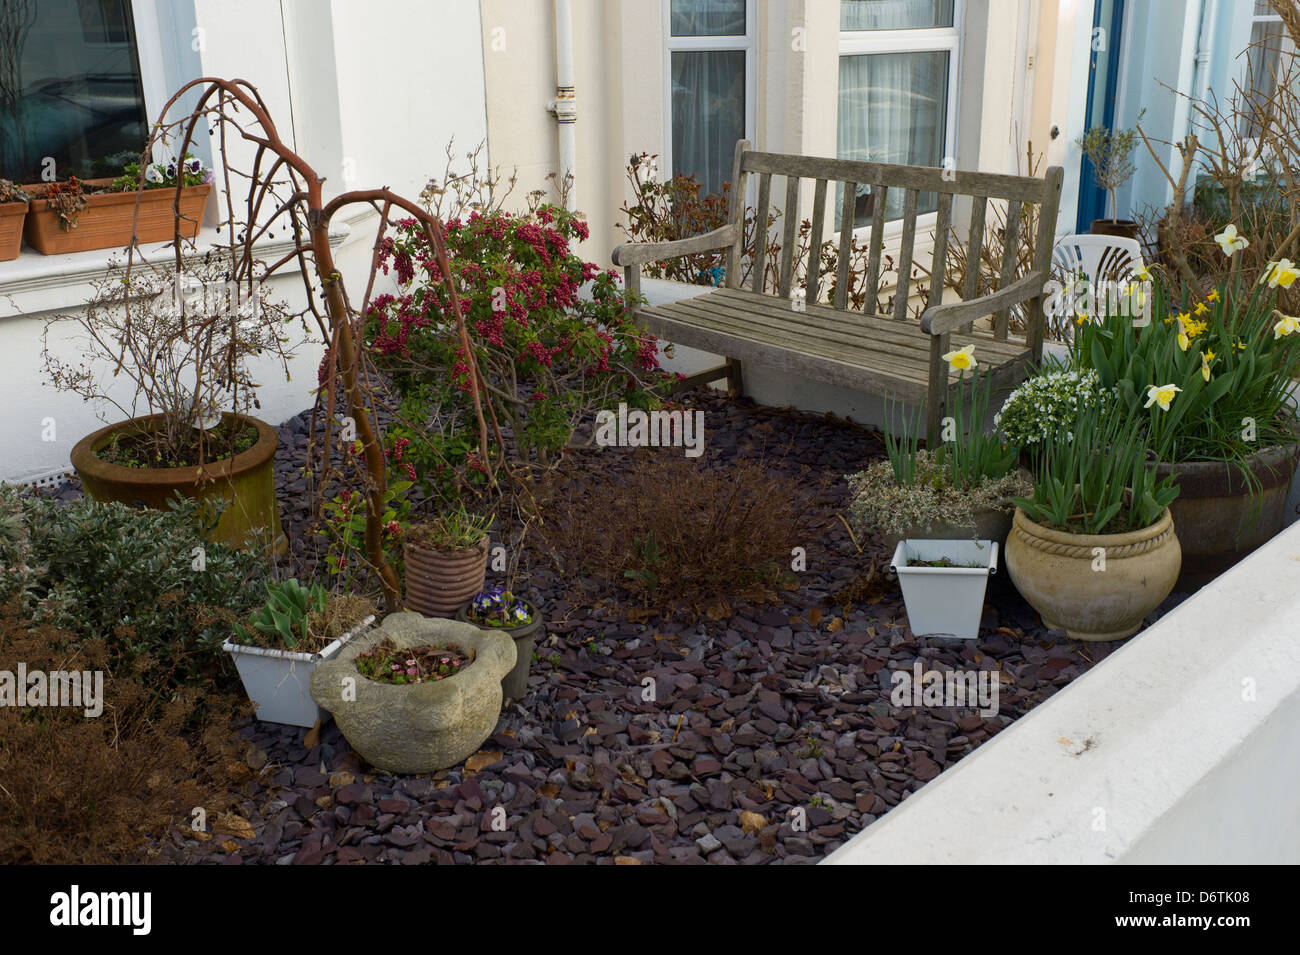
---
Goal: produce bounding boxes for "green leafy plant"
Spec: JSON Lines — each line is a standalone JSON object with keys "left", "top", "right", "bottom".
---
{"left": 233, "top": 578, "right": 327, "bottom": 651}
{"left": 320, "top": 480, "right": 413, "bottom": 583}
{"left": 355, "top": 637, "right": 469, "bottom": 685}
{"left": 1014, "top": 399, "right": 1179, "bottom": 535}
{"left": 995, "top": 367, "right": 1114, "bottom": 447}
{"left": 108, "top": 153, "right": 210, "bottom": 193}
{"left": 406, "top": 502, "right": 491, "bottom": 551}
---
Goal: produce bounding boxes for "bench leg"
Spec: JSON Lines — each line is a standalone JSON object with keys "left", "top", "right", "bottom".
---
{"left": 925, "top": 334, "right": 949, "bottom": 447}
{"left": 726, "top": 357, "right": 743, "bottom": 399}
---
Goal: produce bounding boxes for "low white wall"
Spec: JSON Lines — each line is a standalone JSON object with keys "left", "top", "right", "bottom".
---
{"left": 822, "top": 518, "right": 1300, "bottom": 865}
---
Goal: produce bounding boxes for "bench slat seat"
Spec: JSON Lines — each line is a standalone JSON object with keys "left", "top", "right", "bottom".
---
{"left": 640, "top": 288, "right": 1032, "bottom": 401}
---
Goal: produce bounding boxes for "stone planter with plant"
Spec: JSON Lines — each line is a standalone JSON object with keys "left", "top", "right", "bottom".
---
{"left": 310, "top": 612, "right": 515, "bottom": 774}
{"left": 0, "top": 179, "right": 29, "bottom": 261}
{"left": 223, "top": 579, "right": 376, "bottom": 727}
{"left": 22, "top": 155, "right": 211, "bottom": 255}
{"left": 1066, "top": 235, "right": 1300, "bottom": 585}
{"left": 1006, "top": 399, "right": 1182, "bottom": 641}
{"left": 403, "top": 505, "right": 493, "bottom": 617}
{"left": 45, "top": 255, "right": 297, "bottom": 553}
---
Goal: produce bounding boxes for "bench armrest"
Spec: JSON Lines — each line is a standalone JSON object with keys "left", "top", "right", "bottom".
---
{"left": 920, "top": 272, "right": 1046, "bottom": 336}
{"left": 611, "top": 224, "right": 739, "bottom": 267}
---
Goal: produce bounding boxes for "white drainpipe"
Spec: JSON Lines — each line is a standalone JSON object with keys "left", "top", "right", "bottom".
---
{"left": 549, "top": 0, "right": 577, "bottom": 210}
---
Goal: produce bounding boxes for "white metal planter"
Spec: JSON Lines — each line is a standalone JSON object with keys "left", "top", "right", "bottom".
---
{"left": 222, "top": 615, "right": 376, "bottom": 727}
{"left": 891, "top": 539, "right": 997, "bottom": 639}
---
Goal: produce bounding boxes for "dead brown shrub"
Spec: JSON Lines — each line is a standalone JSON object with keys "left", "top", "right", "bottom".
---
{"left": 536, "top": 451, "right": 815, "bottom": 616}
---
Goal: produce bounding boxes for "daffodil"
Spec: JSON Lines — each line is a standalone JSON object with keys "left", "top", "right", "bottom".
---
{"left": 1274, "top": 313, "right": 1300, "bottom": 339}
{"left": 1214, "top": 224, "right": 1249, "bottom": 256}
{"left": 1200, "top": 350, "right": 1215, "bottom": 382}
{"left": 1194, "top": 301, "right": 1209, "bottom": 316}
{"left": 1144, "top": 383, "right": 1182, "bottom": 411}
{"left": 1234, "top": 338, "right": 1248, "bottom": 351}
{"left": 1264, "top": 259, "right": 1299, "bottom": 289}
{"left": 1134, "top": 264, "right": 1152, "bottom": 281}
{"left": 1075, "top": 312, "right": 1089, "bottom": 326}
{"left": 1207, "top": 289, "right": 1220, "bottom": 303}
{"left": 943, "top": 343, "right": 977, "bottom": 371}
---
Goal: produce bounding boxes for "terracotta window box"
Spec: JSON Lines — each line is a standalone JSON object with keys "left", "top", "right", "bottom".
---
{"left": 0, "top": 200, "right": 27, "bottom": 261}
{"left": 22, "top": 179, "right": 212, "bottom": 255}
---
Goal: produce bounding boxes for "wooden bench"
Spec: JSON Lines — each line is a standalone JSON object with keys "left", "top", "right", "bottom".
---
{"left": 612, "top": 140, "right": 1064, "bottom": 444}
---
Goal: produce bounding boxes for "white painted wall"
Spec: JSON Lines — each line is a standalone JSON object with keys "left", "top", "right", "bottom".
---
{"left": 0, "top": 0, "right": 488, "bottom": 485}
{"left": 823, "top": 517, "right": 1300, "bottom": 864}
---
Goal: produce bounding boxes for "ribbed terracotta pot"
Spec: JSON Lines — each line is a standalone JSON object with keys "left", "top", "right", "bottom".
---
{"left": 404, "top": 537, "right": 489, "bottom": 618}
{"left": 0, "top": 200, "right": 26, "bottom": 261}
{"left": 69, "top": 412, "right": 285, "bottom": 554}
{"left": 1156, "top": 440, "right": 1299, "bottom": 589}
{"left": 23, "top": 179, "right": 210, "bottom": 255}
{"left": 1005, "top": 506, "right": 1181, "bottom": 642}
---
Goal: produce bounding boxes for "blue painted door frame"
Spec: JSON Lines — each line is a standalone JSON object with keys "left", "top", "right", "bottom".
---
{"left": 1077, "top": 0, "right": 1127, "bottom": 231}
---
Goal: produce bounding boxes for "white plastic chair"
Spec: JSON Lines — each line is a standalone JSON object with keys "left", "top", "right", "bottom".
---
{"left": 1050, "top": 233, "right": 1146, "bottom": 337}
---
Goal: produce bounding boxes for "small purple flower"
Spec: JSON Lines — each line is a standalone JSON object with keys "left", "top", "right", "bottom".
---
{"left": 185, "top": 156, "right": 204, "bottom": 176}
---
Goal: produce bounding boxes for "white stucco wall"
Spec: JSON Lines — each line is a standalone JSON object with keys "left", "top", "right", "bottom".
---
{"left": 0, "top": 0, "right": 488, "bottom": 485}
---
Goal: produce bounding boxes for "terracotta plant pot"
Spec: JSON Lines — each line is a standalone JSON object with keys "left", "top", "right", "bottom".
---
{"left": 1089, "top": 218, "right": 1140, "bottom": 242}
{"left": 456, "top": 598, "right": 544, "bottom": 702}
{"left": 23, "top": 179, "right": 210, "bottom": 255}
{"left": 311, "top": 612, "right": 516, "bottom": 774}
{"left": 1156, "top": 440, "right": 1300, "bottom": 589}
{"left": 0, "top": 200, "right": 26, "bottom": 261}
{"left": 69, "top": 411, "right": 285, "bottom": 554}
{"left": 1004, "top": 506, "right": 1181, "bottom": 641}
{"left": 404, "top": 537, "right": 489, "bottom": 618}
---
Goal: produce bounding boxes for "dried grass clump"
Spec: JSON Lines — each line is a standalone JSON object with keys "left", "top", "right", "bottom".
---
{"left": 538, "top": 452, "right": 814, "bottom": 615}
{"left": 0, "top": 602, "right": 247, "bottom": 864}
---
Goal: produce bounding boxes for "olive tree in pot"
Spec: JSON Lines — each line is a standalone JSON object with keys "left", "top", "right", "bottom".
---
{"left": 223, "top": 579, "right": 376, "bottom": 727}
{"left": 1076, "top": 114, "right": 1143, "bottom": 240}
{"left": 1006, "top": 397, "right": 1182, "bottom": 641}
{"left": 43, "top": 255, "right": 297, "bottom": 553}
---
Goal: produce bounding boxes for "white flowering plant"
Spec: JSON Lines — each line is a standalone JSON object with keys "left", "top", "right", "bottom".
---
{"left": 994, "top": 367, "right": 1115, "bottom": 448}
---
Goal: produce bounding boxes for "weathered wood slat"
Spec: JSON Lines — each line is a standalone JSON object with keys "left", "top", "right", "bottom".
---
{"left": 963, "top": 194, "right": 987, "bottom": 302}
{"left": 699, "top": 289, "right": 1028, "bottom": 360}
{"left": 993, "top": 199, "right": 1023, "bottom": 340}
{"left": 725, "top": 138, "right": 750, "bottom": 290}
{"left": 929, "top": 191, "right": 952, "bottom": 309}
{"left": 612, "top": 224, "right": 738, "bottom": 267}
{"left": 779, "top": 175, "right": 800, "bottom": 298}
{"left": 864, "top": 184, "right": 888, "bottom": 315}
{"left": 893, "top": 188, "right": 919, "bottom": 322}
{"left": 920, "top": 272, "right": 1044, "bottom": 336}
{"left": 741, "top": 151, "right": 1050, "bottom": 203}
{"left": 835, "top": 182, "right": 856, "bottom": 310}
{"left": 752, "top": 173, "right": 772, "bottom": 294}
{"left": 807, "top": 178, "right": 828, "bottom": 304}
{"left": 1027, "top": 167, "right": 1065, "bottom": 360}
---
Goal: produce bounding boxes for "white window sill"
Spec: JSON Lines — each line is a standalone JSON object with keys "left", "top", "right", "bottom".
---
{"left": 0, "top": 217, "right": 355, "bottom": 319}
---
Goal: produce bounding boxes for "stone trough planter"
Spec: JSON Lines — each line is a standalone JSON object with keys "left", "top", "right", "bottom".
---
{"left": 310, "top": 612, "right": 515, "bottom": 774}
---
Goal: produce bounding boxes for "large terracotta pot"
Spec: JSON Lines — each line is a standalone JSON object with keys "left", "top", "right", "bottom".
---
{"left": 1090, "top": 218, "right": 1140, "bottom": 241}
{"left": 23, "top": 180, "right": 210, "bottom": 255}
{"left": 0, "top": 200, "right": 26, "bottom": 261}
{"left": 1156, "top": 441, "right": 1299, "bottom": 589}
{"left": 311, "top": 612, "right": 515, "bottom": 774}
{"left": 404, "top": 537, "right": 489, "bottom": 617}
{"left": 1005, "top": 506, "right": 1181, "bottom": 641}
{"left": 69, "top": 412, "right": 285, "bottom": 554}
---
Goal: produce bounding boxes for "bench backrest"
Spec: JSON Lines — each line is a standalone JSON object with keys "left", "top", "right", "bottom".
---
{"left": 722, "top": 140, "right": 1064, "bottom": 344}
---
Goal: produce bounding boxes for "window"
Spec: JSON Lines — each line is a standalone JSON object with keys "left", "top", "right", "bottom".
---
{"left": 837, "top": 0, "right": 960, "bottom": 226}
{"left": 665, "top": 0, "right": 754, "bottom": 198}
{"left": 0, "top": 0, "right": 150, "bottom": 183}
{"left": 1240, "top": 0, "right": 1295, "bottom": 142}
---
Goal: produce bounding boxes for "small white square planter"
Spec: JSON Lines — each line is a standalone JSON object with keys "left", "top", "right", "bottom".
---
{"left": 890, "top": 539, "right": 997, "bottom": 639}
{"left": 222, "top": 615, "right": 375, "bottom": 727}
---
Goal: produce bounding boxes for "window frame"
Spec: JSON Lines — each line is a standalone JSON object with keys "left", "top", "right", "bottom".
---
{"left": 837, "top": 0, "right": 963, "bottom": 238}
{"left": 661, "top": 0, "right": 757, "bottom": 201}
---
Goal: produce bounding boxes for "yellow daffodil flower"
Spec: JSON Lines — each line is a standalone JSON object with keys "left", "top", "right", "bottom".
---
{"left": 1214, "top": 224, "right": 1249, "bottom": 256}
{"left": 1194, "top": 301, "right": 1209, "bottom": 316}
{"left": 1265, "top": 259, "right": 1299, "bottom": 289}
{"left": 943, "top": 343, "right": 977, "bottom": 371}
{"left": 1144, "top": 383, "right": 1182, "bottom": 411}
{"left": 1075, "top": 312, "right": 1089, "bottom": 326}
{"left": 1200, "top": 350, "right": 1215, "bottom": 382}
{"left": 1207, "top": 289, "right": 1220, "bottom": 303}
{"left": 1275, "top": 314, "right": 1300, "bottom": 339}
{"left": 1134, "top": 264, "right": 1152, "bottom": 281}
{"left": 1234, "top": 338, "right": 1247, "bottom": 351}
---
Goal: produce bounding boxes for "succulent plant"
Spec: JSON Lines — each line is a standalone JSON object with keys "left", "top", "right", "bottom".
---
{"left": 236, "top": 578, "right": 328, "bottom": 650}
